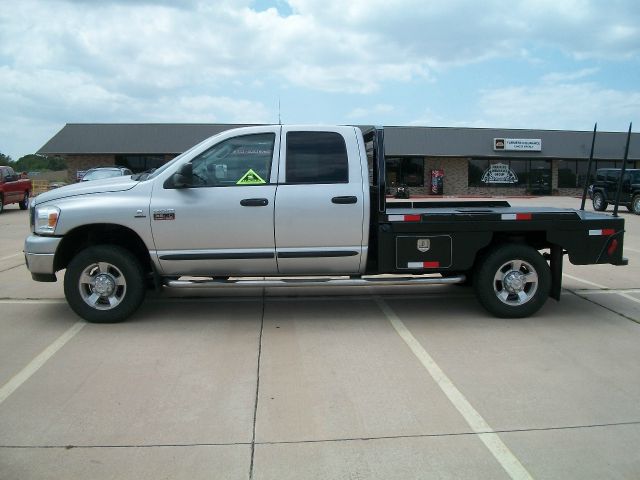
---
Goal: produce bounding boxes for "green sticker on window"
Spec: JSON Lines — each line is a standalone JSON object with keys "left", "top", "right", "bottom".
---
{"left": 236, "top": 169, "right": 266, "bottom": 185}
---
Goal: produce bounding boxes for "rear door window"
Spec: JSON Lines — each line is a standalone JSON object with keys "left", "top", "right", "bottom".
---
{"left": 285, "top": 131, "right": 349, "bottom": 184}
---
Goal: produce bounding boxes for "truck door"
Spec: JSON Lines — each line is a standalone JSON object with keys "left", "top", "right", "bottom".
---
{"left": 150, "top": 127, "right": 280, "bottom": 276}
{"left": 274, "top": 127, "right": 367, "bottom": 274}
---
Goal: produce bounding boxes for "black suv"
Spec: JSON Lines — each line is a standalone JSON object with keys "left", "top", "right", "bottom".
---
{"left": 591, "top": 168, "right": 640, "bottom": 214}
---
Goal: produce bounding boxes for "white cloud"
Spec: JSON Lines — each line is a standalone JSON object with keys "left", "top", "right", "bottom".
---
{"left": 478, "top": 82, "right": 640, "bottom": 131}
{"left": 1, "top": 0, "right": 639, "bottom": 157}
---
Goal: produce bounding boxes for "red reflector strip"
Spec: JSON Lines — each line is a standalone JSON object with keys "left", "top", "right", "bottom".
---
{"left": 589, "top": 229, "right": 616, "bottom": 236}
{"left": 408, "top": 261, "right": 440, "bottom": 269}
{"left": 501, "top": 213, "right": 532, "bottom": 220}
{"left": 608, "top": 239, "right": 619, "bottom": 256}
{"left": 388, "top": 214, "right": 421, "bottom": 222}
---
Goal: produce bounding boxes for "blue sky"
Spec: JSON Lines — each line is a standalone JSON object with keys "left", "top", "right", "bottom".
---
{"left": 1, "top": 0, "right": 639, "bottom": 159}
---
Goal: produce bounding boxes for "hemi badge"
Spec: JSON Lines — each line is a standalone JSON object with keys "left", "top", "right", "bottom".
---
{"left": 501, "top": 213, "right": 532, "bottom": 220}
{"left": 388, "top": 214, "right": 421, "bottom": 222}
{"left": 153, "top": 209, "right": 176, "bottom": 221}
{"left": 589, "top": 229, "right": 615, "bottom": 236}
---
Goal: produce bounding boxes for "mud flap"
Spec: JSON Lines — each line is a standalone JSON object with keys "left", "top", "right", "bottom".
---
{"left": 550, "top": 244, "right": 563, "bottom": 301}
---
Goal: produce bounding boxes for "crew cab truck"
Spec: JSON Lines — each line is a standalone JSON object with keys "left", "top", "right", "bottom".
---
{"left": 24, "top": 125, "right": 628, "bottom": 323}
{"left": 0, "top": 166, "right": 31, "bottom": 213}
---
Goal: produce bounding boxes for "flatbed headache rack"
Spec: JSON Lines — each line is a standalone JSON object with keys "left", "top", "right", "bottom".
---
{"left": 580, "top": 122, "right": 634, "bottom": 217}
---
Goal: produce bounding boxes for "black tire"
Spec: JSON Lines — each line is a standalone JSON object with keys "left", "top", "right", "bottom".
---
{"left": 64, "top": 245, "right": 146, "bottom": 323}
{"left": 18, "top": 191, "right": 29, "bottom": 210}
{"left": 592, "top": 192, "right": 607, "bottom": 211}
{"left": 632, "top": 195, "right": 640, "bottom": 215}
{"left": 474, "top": 244, "right": 551, "bottom": 318}
{"left": 0, "top": 194, "right": 3, "bottom": 214}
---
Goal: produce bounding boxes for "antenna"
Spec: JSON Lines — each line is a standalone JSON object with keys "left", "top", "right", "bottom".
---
{"left": 278, "top": 98, "right": 282, "bottom": 125}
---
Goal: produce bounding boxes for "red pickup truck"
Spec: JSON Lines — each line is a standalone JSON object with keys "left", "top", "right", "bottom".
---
{"left": 0, "top": 166, "right": 31, "bottom": 213}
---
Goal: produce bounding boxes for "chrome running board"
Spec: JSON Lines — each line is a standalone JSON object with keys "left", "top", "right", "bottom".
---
{"left": 165, "top": 275, "right": 466, "bottom": 289}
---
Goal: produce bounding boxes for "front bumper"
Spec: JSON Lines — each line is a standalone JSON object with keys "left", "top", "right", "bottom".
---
{"left": 24, "top": 235, "right": 62, "bottom": 280}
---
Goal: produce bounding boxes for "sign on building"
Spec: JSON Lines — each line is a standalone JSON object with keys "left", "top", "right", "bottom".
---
{"left": 481, "top": 163, "right": 518, "bottom": 184}
{"left": 494, "top": 138, "right": 542, "bottom": 151}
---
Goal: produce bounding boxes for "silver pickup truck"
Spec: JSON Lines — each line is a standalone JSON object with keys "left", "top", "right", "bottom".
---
{"left": 25, "top": 125, "right": 627, "bottom": 323}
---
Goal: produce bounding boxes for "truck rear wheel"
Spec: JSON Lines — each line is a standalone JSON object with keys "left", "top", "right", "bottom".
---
{"left": 592, "top": 192, "right": 607, "bottom": 211}
{"left": 474, "top": 244, "right": 550, "bottom": 318}
{"left": 0, "top": 194, "right": 4, "bottom": 214}
{"left": 64, "top": 245, "right": 146, "bottom": 323}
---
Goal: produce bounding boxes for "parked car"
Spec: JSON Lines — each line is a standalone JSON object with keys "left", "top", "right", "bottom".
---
{"left": 590, "top": 168, "right": 640, "bottom": 214}
{"left": 81, "top": 167, "right": 133, "bottom": 182}
{"left": 0, "top": 166, "right": 31, "bottom": 213}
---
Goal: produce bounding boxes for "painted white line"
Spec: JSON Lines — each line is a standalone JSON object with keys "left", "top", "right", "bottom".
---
{"left": 0, "top": 322, "right": 85, "bottom": 405}
{"left": 375, "top": 298, "right": 533, "bottom": 480}
{"left": 624, "top": 246, "right": 640, "bottom": 253}
{"left": 0, "top": 252, "right": 22, "bottom": 262}
{"left": 618, "top": 293, "right": 640, "bottom": 305}
{"left": 573, "top": 289, "right": 640, "bottom": 295}
{"left": 562, "top": 273, "right": 608, "bottom": 289}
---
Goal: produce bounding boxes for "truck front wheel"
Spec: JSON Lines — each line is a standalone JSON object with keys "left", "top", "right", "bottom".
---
{"left": 631, "top": 195, "right": 640, "bottom": 215}
{"left": 474, "top": 244, "right": 550, "bottom": 318}
{"left": 19, "top": 192, "right": 29, "bottom": 210}
{"left": 64, "top": 245, "right": 146, "bottom": 323}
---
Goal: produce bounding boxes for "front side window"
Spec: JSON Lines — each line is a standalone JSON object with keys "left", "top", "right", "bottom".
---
{"left": 190, "top": 133, "right": 275, "bottom": 187}
{"left": 286, "top": 131, "right": 348, "bottom": 184}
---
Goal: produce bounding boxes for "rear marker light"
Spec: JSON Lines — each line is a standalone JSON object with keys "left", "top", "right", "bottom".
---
{"left": 501, "top": 213, "right": 532, "bottom": 220}
{"left": 388, "top": 214, "right": 421, "bottom": 222}
{"left": 408, "top": 261, "right": 440, "bottom": 269}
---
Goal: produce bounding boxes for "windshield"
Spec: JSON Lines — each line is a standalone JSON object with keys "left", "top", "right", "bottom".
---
{"left": 82, "top": 169, "right": 124, "bottom": 181}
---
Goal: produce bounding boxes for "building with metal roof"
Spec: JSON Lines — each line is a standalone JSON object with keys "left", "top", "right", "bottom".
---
{"left": 38, "top": 123, "right": 639, "bottom": 196}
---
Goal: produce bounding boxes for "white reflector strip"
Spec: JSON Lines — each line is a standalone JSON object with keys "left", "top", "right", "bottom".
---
{"left": 501, "top": 214, "right": 517, "bottom": 220}
{"left": 388, "top": 215, "right": 404, "bottom": 221}
{"left": 408, "top": 262, "right": 424, "bottom": 268}
{"left": 589, "top": 230, "right": 601, "bottom": 236}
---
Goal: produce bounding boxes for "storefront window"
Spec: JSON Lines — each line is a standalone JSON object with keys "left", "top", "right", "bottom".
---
{"left": 386, "top": 157, "right": 424, "bottom": 187}
{"left": 468, "top": 158, "right": 550, "bottom": 191}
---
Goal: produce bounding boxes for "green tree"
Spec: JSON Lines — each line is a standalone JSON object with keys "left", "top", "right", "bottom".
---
{"left": 0, "top": 153, "right": 12, "bottom": 166}
{"left": 14, "top": 154, "right": 67, "bottom": 172}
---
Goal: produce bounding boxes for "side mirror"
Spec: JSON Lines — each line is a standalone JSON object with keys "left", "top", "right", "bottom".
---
{"left": 165, "top": 163, "right": 193, "bottom": 189}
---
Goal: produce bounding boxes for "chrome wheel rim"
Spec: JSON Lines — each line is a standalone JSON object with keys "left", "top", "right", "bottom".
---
{"left": 634, "top": 197, "right": 640, "bottom": 213}
{"left": 594, "top": 194, "right": 603, "bottom": 209}
{"left": 493, "top": 259, "right": 539, "bottom": 306}
{"left": 78, "top": 262, "right": 127, "bottom": 310}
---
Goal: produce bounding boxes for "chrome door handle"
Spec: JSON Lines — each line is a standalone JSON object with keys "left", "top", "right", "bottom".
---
{"left": 331, "top": 196, "right": 358, "bottom": 204}
{"left": 240, "top": 198, "right": 269, "bottom": 207}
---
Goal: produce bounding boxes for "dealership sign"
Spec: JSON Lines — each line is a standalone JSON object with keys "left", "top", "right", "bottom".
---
{"left": 494, "top": 138, "right": 542, "bottom": 151}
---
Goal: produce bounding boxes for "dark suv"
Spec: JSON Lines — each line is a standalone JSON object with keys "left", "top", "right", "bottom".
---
{"left": 591, "top": 168, "right": 640, "bottom": 214}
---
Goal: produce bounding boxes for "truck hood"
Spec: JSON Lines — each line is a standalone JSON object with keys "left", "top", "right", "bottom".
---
{"left": 33, "top": 176, "right": 138, "bottom": 205}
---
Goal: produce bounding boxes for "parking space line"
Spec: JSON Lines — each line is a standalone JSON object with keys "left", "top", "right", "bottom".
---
{"left": 0, "top": 252, "right": 22, "bottom": 262}
{"left": 0, "top": 322, "right": 85, "bottom": 405}
{"left": 375, "top": 297, "right": 533, "bottom": 480}
{"left": 575, "top": 290, "right": 640, "bottom": 306}
{"left": 624, "top": 246, "right": 640, "bottom": 253}
{"left": 562, "top": 273, "right": 608, "bottom": 289}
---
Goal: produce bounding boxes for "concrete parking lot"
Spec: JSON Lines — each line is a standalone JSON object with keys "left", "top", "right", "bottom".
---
{"left": 1, "top": 197, "right": 639, "bottom": 479}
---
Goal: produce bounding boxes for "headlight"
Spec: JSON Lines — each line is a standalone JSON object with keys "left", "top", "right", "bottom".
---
{"left": 34, "top": 206, "right": 60, "bottom": 235}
